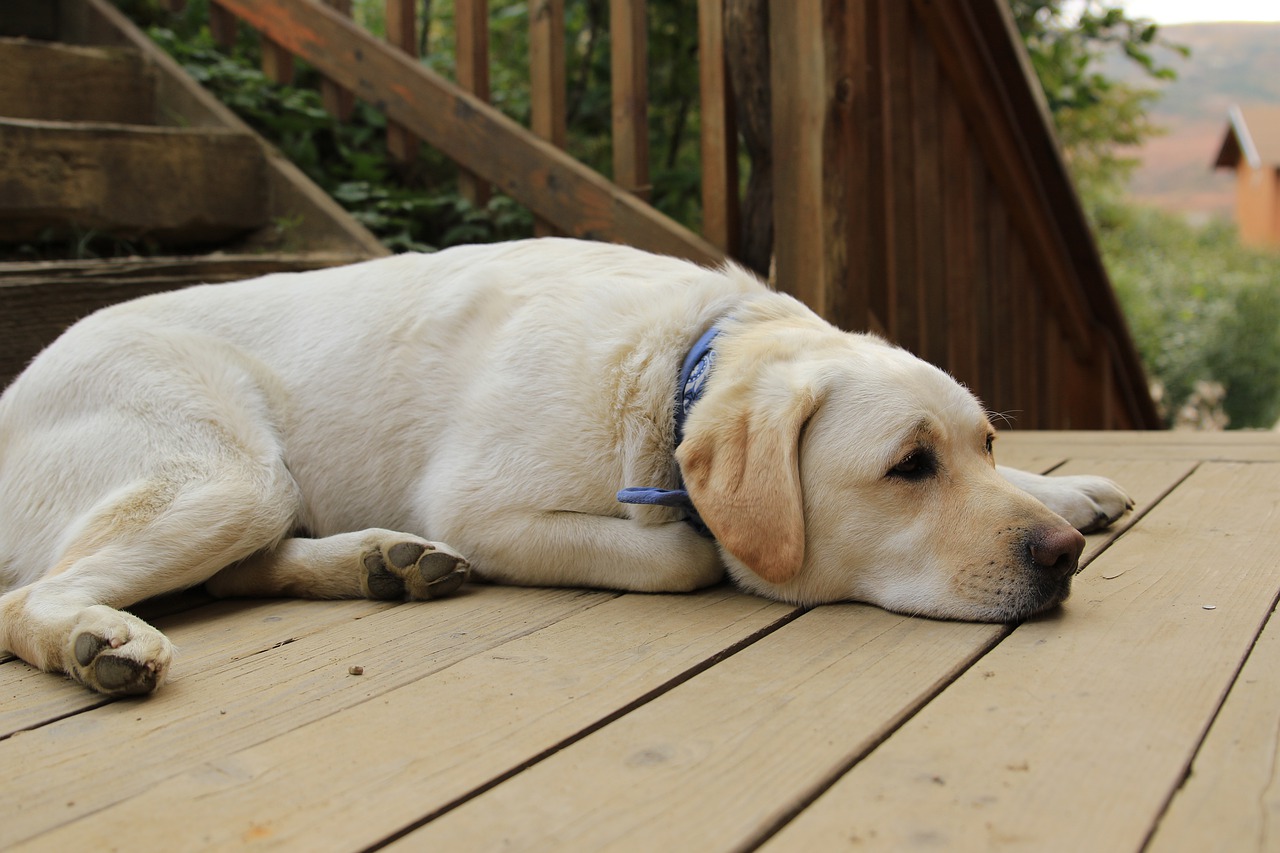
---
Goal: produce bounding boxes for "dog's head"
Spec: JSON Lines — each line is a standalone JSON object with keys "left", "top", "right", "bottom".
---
{"left": 676, "top": 298, "right": 1084, "bottom": 622}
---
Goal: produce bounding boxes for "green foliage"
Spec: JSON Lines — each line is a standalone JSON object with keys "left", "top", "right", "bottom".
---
{"left": 136, "top": 0, "right": 705, "bottom": 251}
{"left": 1008, "top": 0, "right": 1186, "bottom": 197}
{"left": 1096, "top": 201, "right": 1280, "bottom": 428}
{"left": 145, "top": 4, "right": 533, "bottom": 252}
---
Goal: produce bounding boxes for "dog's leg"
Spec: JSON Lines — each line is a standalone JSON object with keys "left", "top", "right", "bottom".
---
{"left": 0, "top": 460, "right": 298, "bottom": 696}
{"left": 206, "top": 530, "right": 470, "bottom": 601}
{"left": 997, "top": 466, "right": 1134, "bottom": 533}
{"left": 443, "top": 511, "right": 724, "bottom": 593}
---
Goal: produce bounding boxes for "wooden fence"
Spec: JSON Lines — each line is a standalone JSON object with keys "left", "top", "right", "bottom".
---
{"left": 195, "top": 0, "right": 1160, "bottom": 429}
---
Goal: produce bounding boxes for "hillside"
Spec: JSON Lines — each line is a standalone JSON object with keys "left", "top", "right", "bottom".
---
{"left": 1104, "top": 22, "right": 1280, "bottom": 220}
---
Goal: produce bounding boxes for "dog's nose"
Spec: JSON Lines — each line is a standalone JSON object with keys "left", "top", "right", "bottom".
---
{"left": 1030, "top": 526, "right": 1086, "bottom": 578}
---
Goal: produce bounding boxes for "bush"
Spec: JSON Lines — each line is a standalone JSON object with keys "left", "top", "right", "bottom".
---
{"left": 1097, "top": 200, "right": 1280, "bottom": 428}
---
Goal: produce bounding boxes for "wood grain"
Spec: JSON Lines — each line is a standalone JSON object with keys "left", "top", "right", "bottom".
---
{"left": 763, "top": 460, "right": 1280, "bottom": 851}
{"left": 18, "top": 591, "right": 793, "bottom": 850}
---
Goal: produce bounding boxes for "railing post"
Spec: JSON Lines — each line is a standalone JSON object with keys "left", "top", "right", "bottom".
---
{"left": 529, "top": 0, "right": 567, "bottom": 236}
{"left": 456, "top": 0, "right": 491, "bottom": 206}
{"left": 698, "top": 0, "right": 739, "bottom": 257}
{"left": 321, "top": 0, "right": 356, "bottom": 121}
{"left": 768, "top": 0, "right": 867, "bottom": 330}
{"left": 385, "top": 0, "right": 420, "bottom": 163}
{"left": 209, "top": 2, "right": 237, "bottom": 48}
{"left": 610, "top": 0, "right": 649, "bottom": 201}
{"left": 261, "top": 37, "right": 295, "bottom": 84}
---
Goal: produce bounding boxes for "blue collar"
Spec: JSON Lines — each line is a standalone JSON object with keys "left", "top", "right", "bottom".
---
{"left": 616, "top": 326, "right": 720, "bottom": 535}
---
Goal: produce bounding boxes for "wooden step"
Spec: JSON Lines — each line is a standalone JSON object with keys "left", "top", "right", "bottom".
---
{"left": 0, "top": 118, "right": 268, "bottom": 245}
{"left": 0, "top": 37, "right": 156, "bottom": 124}
{"left": 0, "top": 253, "right": 369, "bottom": 389}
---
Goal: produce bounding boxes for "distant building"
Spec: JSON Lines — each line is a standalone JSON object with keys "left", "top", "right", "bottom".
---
{"left": 1213, "top": 105, "right": 1280, "bottom": 249}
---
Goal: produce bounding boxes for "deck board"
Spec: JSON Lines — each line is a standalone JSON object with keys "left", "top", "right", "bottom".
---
{"left": 762, "top": 460, "right": 1280, "bottom": 852}
{"left": 1, "top": 432, "right": 1277, "bottom": 851}
{"left": 1147, "top": 588, "right": 1280, "bottom": 852}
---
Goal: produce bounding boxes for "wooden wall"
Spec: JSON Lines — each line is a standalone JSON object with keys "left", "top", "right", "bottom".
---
{"left": 769, "top": 0, "right": 1158, "bottom": 429}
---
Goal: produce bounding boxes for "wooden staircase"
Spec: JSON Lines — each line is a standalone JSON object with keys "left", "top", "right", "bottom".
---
{"left": 0, "top": 0, "right": 387, "bottom": 389}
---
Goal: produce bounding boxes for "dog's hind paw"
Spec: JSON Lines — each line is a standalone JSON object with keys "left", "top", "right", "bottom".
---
{"left": 361, "top": 535, "right": 470, "bottom": 601}
{"left": 67, "top": 606, "right": 172, "bottom": 696}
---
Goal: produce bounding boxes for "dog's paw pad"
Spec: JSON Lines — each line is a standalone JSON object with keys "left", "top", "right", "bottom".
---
{"left": 362, "top": 551, "right": 408, "bottom": 599}
{"left": 416, "top": 551, "right": 468, "bottom": 598}
{"left": 362, "top": 536, "right": 470, "bottom": 601}
{"left": 68, "top": 609, "right": 171, "bottom": 696}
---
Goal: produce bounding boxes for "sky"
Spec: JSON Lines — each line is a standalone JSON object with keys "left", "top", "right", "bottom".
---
{"left": 1119, "top": 0, "right": 1280, "bottom": 24}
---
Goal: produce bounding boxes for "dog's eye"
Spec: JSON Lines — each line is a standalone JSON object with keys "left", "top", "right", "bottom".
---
{"left": 888, "top": 449, "right": 937, "bottom": 481}
{"left": 985, "top": 434, "right": 995, "bottom": 456}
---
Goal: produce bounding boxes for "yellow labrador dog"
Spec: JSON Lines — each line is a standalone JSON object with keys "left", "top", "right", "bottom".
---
{"left": 0, "top": 239, "right": 1131, "bottom": 696}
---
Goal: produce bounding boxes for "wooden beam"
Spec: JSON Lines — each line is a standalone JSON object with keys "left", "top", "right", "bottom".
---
{"left": 610, "top": 0, "right": 650, "bottom": 199}
{"left": 209, "top": 0, "right": 721, "bottom": 265}
{"left": 697, "top": 0, "right": 739, "bottom": 256}
{"left": 455, "top": 0, "right": 491, "bottom": 206}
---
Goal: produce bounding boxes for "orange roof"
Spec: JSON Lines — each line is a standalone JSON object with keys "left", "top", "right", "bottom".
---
{"left": 1214, "top": 104, "right": 1280, "bottom": 170}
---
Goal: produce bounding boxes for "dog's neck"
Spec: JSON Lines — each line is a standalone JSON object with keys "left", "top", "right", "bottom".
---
{"left": 674, "top": 326, "right": 720, "bottom": 444}
{"left": 615, "top": 325, "right": 720, "bottom": 535}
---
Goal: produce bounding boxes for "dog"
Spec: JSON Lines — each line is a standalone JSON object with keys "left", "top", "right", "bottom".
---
{"left": 0, "top": 238, "right": 1132, "bottom": 696}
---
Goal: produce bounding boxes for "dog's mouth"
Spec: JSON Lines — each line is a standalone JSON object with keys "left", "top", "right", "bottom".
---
{"left": 1010, "top": 573, "right": 1074, "bottom": 622}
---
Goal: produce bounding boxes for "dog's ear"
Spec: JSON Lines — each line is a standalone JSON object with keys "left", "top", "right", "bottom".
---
{"left": 677, "top": 379, "right": 817, "bottom": 585}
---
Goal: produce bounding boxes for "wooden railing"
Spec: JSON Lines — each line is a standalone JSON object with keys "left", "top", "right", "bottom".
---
{"left": 185, "top": 0, "right": 1159, "bottom": 429}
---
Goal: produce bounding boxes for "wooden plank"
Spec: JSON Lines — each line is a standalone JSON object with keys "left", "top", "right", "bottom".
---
{"left": 0, "top": 598, "right": 394, "bottom": 738}
{"left": 0, "top": 38, "right": 156, "bottom": 124}
{"left": 396, "top": 606, "right": 1005, "bottom": 850}
{"left": 1000, "top": 431, "right": 1280, "bottom": 462}
{"left": 63, "top": 0, "right": 389, "bottom": 258}
{"left": 18, "top": 591, "right": 796, "bottom": 850}
{"left": 381, "top": 457, "right": 1189, "bottom": 850}
{"left": 940, "top": 82, "right": 975, "bottom": 381}
{"left": 1147, "top": 604, "right": 1280, "bottom": 852}
{"left": 969, "top": 145, "right": 993, "bottom": 401}
{"left": 0, "top": 253, "right": 367, "bottom": 391}
{"left": 385, "top": 0, "right": 420, "bottom": 162}
{"left": 0, "top": 118, "right": 266, "bottom": 244}
{"left": 763, "top": 460, "right": 1280, "bottom": 851}
{"left": 862, "top": 0, "right": 890, "bottom": 332}
{"left": 210, "top": 0, "right": 720, "bottom": 265}
{"left": 880, "top": 0, "right": 919, "bottom": 352}
{"left": 988, "top": 191, "right": 1014, "bottom": 417}
{"left": 610, "top": 0, "right": 650, "bottom": 199}
{"left": 909, "top": 19, "right": 946, "bottom": 369}
{"left": 909, "top": 0, "right": 1092, "bottom": 363}
{"left": 1009, "top": 238, "right": 1039, "bottom": 428}
{"left": 455, "top": 0, "right": 491, "bottom": 205}
{"left": 0, "top": 587, "right": 610, "bottom": 847}
{"left": 696, "top": 0, "right": 738, "bottom": 254}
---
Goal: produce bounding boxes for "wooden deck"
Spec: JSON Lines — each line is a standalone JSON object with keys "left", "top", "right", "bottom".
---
{"left": 2, "top": 431, "right": 1278, "bottom": 851}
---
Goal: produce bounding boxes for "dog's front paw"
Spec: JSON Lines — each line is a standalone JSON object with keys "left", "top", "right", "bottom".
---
{"left": 67, "top": 605, "right": 172, "bottom": 696}
{"left": 361, "top": 534, "right": 470, "bottom": 601}
{"left": 1040, "top": 475, "right": 1135, "bottom": 533}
